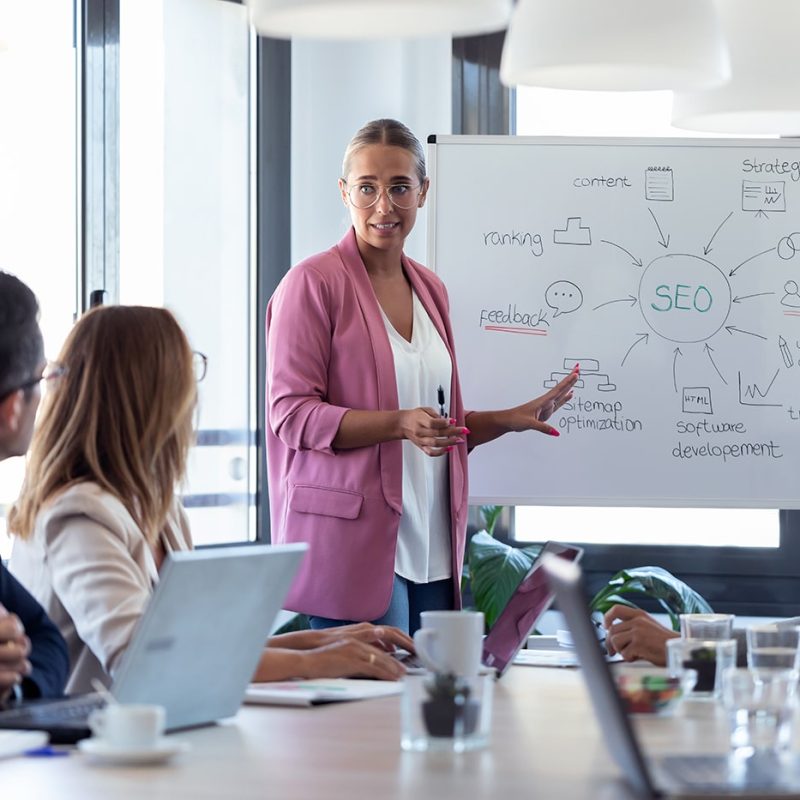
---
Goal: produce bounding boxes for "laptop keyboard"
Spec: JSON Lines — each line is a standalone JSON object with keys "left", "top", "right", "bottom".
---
{"left": 0, "top": 694, "right": 104, "bottom": 728}
{"left": 661, "top": 753, "right": 800, "bottom": 790}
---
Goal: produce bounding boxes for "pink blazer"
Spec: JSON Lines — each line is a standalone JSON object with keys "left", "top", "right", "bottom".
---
{"left": 265, "top": 228, "right": 469, "bottom": 621}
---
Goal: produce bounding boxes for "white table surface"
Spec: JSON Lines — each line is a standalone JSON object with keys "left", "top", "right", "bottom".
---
{"left": 3, "top": 666, "right": 739, "bottom": 799}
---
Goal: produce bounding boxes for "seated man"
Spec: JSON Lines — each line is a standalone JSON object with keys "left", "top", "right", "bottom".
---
{"left": 0, "top": 271, "right": 69, "bottom": 702}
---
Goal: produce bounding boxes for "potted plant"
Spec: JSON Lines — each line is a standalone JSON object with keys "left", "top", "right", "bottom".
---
{"left": 421, "top": 671, "right": 480, "bottom": 738}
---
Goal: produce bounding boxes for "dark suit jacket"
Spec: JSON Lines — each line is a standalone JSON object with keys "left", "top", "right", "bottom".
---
{"left": 0, "top": 562, "right": 68, "bottom": 699}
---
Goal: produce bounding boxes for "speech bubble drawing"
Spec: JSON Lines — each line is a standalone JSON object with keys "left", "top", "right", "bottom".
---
{"left": 545, "top": 281, "right": 583, "bottom": 318}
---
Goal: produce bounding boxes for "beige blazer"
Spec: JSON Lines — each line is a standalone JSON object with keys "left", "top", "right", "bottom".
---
{"left": 10, "top": 482, "right": 192, "bottom": 694}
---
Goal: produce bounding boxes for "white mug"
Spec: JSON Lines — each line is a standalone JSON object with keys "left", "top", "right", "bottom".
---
{"left": 88, "top": 704, "right": 166, "bottom": 749}
{"left": 413, "top": 611, "right": 484, "bottom": 677}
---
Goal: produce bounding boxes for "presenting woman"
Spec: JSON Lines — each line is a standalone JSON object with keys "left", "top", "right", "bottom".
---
{"left": 266, "top": 119, "right": 578, "bottom": 634}
{"left": 8, "top": 305, "right": 411, "bottom": 693}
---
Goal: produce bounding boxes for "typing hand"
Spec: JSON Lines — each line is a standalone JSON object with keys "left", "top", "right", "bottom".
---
{"left": 0, "top": 604, "right": 32, "bottom": 702}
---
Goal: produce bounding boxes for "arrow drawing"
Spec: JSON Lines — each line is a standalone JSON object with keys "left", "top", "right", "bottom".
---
{"left": 755, "top": 210, "right": 770, "bottom": 219}
{"left": 600, "top": 239, "right": 643, "bottom": 267}
{"left": 621, "top": 333, "right": 649, "bottom": 367}
{"left": 732, "top": 292, "right": 776, "bottom": 304}
{"left": 648, "top": 208, "right": 670, "bottom": 248}
{"left": 726, "top": 325, "right": 768, "bottom": 341}
{"left": 703, "top": 343, "right": 727, "bottom": 385}
{"left": 703, "top": 211, "right": 733, "bottom": 255}
{"left": 729, "top": 247, "right": 777, "bottom": 277}
{"left": 592, "top": 295, "right": 638, "bottom": 311}
{"left": 672, "top": 347, "right": 683, "bottom": 393}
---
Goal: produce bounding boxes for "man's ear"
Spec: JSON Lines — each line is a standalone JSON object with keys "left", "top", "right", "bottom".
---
{"left": 0, "top": 391, "right": 23, "bottom": 436}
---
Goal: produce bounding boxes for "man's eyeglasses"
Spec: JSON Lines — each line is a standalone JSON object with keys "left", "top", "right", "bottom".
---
{"left": 193, "top": 351, "right": 208, "bottom": 383}
{"left": 0, "top": 362, "right": 67, "bottom": 403}
{"left": 343, "top": 181, "right": 422, "bottom": 210}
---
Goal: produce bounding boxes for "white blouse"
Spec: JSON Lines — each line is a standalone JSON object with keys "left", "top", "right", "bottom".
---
{"left": 381, "top": 290, "right": 453, "bottom": 583}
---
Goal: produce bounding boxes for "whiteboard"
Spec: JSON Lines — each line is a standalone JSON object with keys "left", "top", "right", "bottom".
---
{"left": 427, "top": 135, "right": 800, "bottom": 508}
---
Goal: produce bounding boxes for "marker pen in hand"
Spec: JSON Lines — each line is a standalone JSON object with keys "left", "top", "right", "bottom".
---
{"left": 437, "top": 385, "right": 446, "bottom": 417}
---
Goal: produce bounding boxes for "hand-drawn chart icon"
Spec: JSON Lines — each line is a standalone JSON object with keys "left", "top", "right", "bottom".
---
{"left": 553, "top": 217, "right": 591, "bottom": 245}
{"left": 742, "top": 180, "right": 786, "bottom": 213}
{"left": 544, "top": 358, "right": 616, "bottom": 392}
{"left": 645, "top": 167, "right": 674, "bottom": 202}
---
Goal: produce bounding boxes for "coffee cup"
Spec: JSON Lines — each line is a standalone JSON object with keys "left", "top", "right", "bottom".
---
{"left": 87, "top": 704, "right": 166, "bottom": 749}
{"left": 413, "top": 610, "right": 484, "bottom": 677}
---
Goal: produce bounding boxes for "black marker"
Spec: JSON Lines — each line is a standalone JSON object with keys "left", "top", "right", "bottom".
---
{"left": 437, "top": 385, "right": 446, "bottom": 417}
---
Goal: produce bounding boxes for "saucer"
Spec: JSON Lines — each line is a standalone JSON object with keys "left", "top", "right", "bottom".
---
{"left": 77, "top": 736, "right": 190, "bottom": 766}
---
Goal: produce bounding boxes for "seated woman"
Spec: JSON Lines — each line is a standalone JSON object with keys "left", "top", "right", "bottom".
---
{"left": 8, "top": 306, "right": 410, "bottom": 694}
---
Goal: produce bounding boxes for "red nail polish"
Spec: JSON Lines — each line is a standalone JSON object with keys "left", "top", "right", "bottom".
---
{"left": 462, "top": 427, "right": 471, "bottom": 435}
{"left": 549, "top": 429, "right": 560, "bottom": 437}
{"left": 449, "top": 418, "right": 457, "bottom": 425}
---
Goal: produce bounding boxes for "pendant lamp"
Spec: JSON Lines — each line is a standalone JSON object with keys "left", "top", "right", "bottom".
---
{"left": 500, "top": 0, "right": 730, "bottom": 91}
{"left": 673, "top": 0, "right": 800, "bottom": 135}
{"left": 247, "top": 0, "right": 512, "bottom": 40}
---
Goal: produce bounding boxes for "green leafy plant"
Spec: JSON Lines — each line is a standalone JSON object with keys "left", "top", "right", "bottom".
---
{"left": 589, "top": 566, "right": 714, "bottom": 631}
{"left": 466, "top": 506, "right": 714, "bottom": 633}
{"left": 465, "top": 505, "right": 540, "bottom": 629}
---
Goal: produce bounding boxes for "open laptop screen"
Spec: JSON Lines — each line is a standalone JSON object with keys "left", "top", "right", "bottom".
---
{"left": 482, "top": 541, "right": 583, "bottom": 676}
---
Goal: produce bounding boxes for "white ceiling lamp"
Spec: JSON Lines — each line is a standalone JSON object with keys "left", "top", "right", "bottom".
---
{"left": 247, "top": 0, "right": 512, "bottom": 40}
{"left": 500, "top": 0, "right": 730, "bottom": 91}
{"left": 673, "top": 0, "right": 800, "bottom": 135}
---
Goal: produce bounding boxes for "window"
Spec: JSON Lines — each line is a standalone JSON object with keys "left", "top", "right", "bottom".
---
{"left": 119, "top": 0, "right": 256, "bottom": 546}
{"left": 0, "top": 0, "right": 77, "bottom": 558}
{"left": 513, "top": 86, "right": 782, "bottom": 560}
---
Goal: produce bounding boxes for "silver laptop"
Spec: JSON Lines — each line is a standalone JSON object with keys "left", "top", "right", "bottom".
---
{"left": 543, "top": 554, "right": 800, "bottom": 799}
{"left": 0, "top": 543, "right": 307, "bottom": 742}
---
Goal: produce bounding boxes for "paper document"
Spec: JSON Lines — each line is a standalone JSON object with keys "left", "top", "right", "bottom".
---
{"left": 244, "top": 679, "right": 403, "bottom": 707}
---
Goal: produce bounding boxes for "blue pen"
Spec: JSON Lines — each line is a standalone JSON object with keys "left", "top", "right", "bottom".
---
{"left": 437, "top": 385, "right": 446, "bottom": 417}
{"left": 25, "top": 745, "right": 69, "bottom": 758}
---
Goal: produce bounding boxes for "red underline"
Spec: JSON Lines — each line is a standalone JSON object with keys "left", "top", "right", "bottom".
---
{"left": 783, "top": 311, "right": 800, "bottom": 316}
{"left": 484, "top": 325, "right": 548, "bottom": 336}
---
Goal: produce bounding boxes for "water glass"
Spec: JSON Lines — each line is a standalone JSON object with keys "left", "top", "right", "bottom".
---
{"left": 747, "top": 625, "right": 800, "bottom": 674}
{"left": 666, "top": 638, "right": 737, "bottom": 700}
{"left": 401, "top": 672, "right": 493, "bottom": 753}
{"left": 679, "top": 613, "right": 735, "bottom": 640}
{"left": 722, "top": 667, "right": 799, "bottom": 758}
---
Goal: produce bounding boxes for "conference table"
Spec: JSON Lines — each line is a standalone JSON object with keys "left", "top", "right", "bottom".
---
{"left": 4, "top": 666, "right": 737, "bottom": 799}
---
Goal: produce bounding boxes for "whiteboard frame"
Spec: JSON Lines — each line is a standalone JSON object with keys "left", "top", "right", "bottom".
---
{"left": 427, "top": 134, "right": 800, "bottom": 510}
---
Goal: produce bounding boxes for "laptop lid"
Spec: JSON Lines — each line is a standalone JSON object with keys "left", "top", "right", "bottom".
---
{"left": 542, "top": 553, "right": 659, "bottom": 799}
{"left": 482, "top": 541, "right": 584, "bottom": 677}
{"left": 111, "top": 543, "right": 307, "bottom": 730}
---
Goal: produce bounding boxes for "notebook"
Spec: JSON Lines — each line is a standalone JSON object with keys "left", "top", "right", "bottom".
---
{"left": 245, "top": 678, "right": 403, "bottom": 707}
{"left": 398, "top": 540, "right": 583, "bottom": 677}
{"left": 543, "top": 554, "right": 800, "bottom": 799}
{"left": 0, "top": 543, "right": 307, "bottom": 744}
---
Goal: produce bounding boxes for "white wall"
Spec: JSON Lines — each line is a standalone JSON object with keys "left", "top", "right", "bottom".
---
{"left": 291, "top": 37, "right": 452, "bottom": 266}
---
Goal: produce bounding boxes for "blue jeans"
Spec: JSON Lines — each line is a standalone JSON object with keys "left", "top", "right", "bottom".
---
{"left": 309, "top": 574, "right": 454, "bottom": 635}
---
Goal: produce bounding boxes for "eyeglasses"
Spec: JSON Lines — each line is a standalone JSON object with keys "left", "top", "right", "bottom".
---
{"left": 343, "top": 181, "right": 422, "bottom": 210}
{"left": 193, "top": 351, "right": 208, "bottom": 383}
{"left": 0, "top": 362, "right": 67, "bottom": 403}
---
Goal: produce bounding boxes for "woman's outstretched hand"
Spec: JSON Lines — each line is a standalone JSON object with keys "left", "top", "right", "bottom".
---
{"left": 503, "top": 365, "right": 579, "bottom": 436}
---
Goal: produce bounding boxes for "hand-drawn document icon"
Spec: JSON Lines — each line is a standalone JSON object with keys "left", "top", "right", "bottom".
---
{"left": 742, "top": 180, "right": 786, "bottom": 212}
{"left": 645, "top": 167, "right": 674, "bottom": 201}
{"left": 553, "top": 217, "right": 591, "bottom": 245}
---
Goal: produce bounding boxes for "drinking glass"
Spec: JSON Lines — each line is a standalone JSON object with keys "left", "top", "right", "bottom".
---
{"left": 401, "top": 672, "right": 493, "bottom": 753}
{"left": 679, "top": 613, "right": 734, "bottom": 640}
{"left": 722, "top": 667, "right": 798, "bottom": 758}
{"left": 746, "top": 625, "right": 800, "bottom": 674}
{"left": 666, "top": 638, "right": 737, "bottom": 700}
